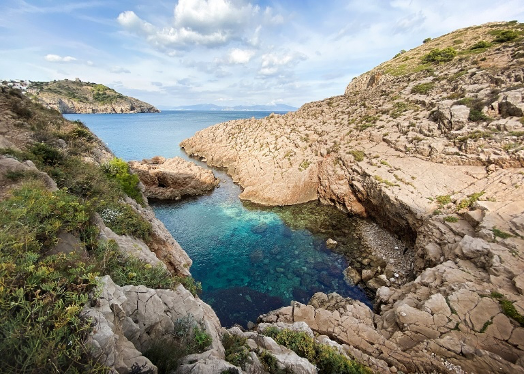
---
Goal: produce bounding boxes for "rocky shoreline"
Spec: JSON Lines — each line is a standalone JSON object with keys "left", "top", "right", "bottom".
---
{"left": 181, "top": 21, "right": 524, "bottom": 373}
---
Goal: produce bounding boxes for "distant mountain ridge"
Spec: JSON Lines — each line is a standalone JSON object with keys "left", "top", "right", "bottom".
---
{"left": 169, "top": 103, "right": 297, "bottom": 112}
{"left": 26, "top": 79, "right": 159, "bottom": 114}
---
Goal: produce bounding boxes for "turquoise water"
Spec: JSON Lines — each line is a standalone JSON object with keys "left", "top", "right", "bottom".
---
{"left": 65, "top": 111, "right": 371, "bottom": 327}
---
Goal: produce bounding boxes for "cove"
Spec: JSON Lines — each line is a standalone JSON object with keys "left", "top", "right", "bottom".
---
{"left": 65, "top": 111, "right": 373, "bottom": 327}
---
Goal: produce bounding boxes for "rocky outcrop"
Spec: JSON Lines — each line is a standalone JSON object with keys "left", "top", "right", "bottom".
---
{"left": 182, "top": 21, "right": 524, "bottom": 373}
{"left": 129, "top": 156, "right": 219, "bottom": 201}
{"left": 259, "top": 290, "right": 523, "bottom": 374}
{"left": 83, "top": 275, "right": 225, "bottom": 374}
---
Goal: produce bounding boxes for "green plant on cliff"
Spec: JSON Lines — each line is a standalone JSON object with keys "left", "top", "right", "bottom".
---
{"left": 222, "top": 333, "right": 250, "bottom": 368}
{"left": 102, "top": 157, "right": 144, "bottom": 205}
{"left": 143, "top": 315, "right": 212, "bottom": 372}
{"left": 421, "top": 47, "right": 457, "bottom": 64}
{"left": 0, "top": 182, "right": 103, "bottom": 373}
{"left": 262, "top": 327, "right": 371, "bottom": 374}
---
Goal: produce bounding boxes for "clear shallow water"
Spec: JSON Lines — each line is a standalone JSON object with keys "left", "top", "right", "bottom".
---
{"left": 65, "top": 111, "right": 371, "bottom": 327}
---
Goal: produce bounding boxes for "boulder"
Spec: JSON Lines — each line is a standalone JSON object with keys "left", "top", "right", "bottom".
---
{"left": 129, "top": 156, "right": 219, "bottom": 200}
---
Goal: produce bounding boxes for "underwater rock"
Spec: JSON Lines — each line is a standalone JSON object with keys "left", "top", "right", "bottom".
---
{"left": 326, "top": 238, "right": 338, "bottom": 249}
{"left": 251, "top": 222, "right": 268, "bottom": 234}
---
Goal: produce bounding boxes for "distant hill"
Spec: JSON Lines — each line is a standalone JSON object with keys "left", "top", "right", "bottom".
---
{"left": 170, "top": 103, "right": 297, "bottom": 112}
{"left": 27, "top": 79, "right": 159, "bottom": 114}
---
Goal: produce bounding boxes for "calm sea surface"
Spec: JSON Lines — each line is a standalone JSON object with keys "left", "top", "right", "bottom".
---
{"left": 65, "top": 111, "right": 371, "bottom": 327}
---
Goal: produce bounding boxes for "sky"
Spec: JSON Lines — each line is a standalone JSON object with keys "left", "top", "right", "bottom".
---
{"left": 0, "top": 0, "right": 523, "bottom": 109}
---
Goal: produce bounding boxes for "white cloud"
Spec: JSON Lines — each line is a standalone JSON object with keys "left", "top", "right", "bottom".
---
{"left": 173, "top": 0, "right": 259, "bottom": 34}
{"left": 44, "top": 54, "right": 77, "bottom": 62}
{"left": 117, "top": 10, "right": 156, "bottom": 38}
{"left": 117, "top": 0, "right": 281, "bottom": 51}
{"left": 259, "top": 51, "right": 306, "bottom": 76}
{"left": 227, "top": 48, "right": 256, "bottom": 64}
{"left": 110, "top": 66, "right": 131, "bottom": 74}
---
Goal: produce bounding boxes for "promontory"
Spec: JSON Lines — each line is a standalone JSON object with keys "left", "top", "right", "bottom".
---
{"left": 26, "top": 78, "right": 159, "bottom": 114}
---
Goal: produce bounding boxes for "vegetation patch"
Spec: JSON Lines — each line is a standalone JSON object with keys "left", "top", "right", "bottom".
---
{"left": 492, "top": 227, "right": 513, "bottom": 239}
{"left": 456, "top": 191, "right": 484, "bottom": 210}
{"left": 487, "top": 293, "right": 524, "bottom": 327}
{"left": 491, "top": 29, "right": 521, "bottom": 43}
{"left": 222, "top": 333, "right": 250, "bottom": 368}
{"left": 421, "top": 47, "right": 457, "bottom": 64}
{"left": 102, "top": 157, "right": 144, "bottom": 205}
{"left": 411, "top": 82, "right": 434, "bottom": 94}
{"left": 374, "top": 175, "right": 398, "bottom": 187}
{"left": 262, "top": 327, "right": 371, "bottom": 374}
{"left": 0, "top": 183, "right": 101, "bottom": 373}
{"left": 143, "top": 315, "right": 212, "bottom": 373}
{"left": 435, "top": 194, "right": 452, "bottom": 207}
{"left": 444, "top": 216, "right": 459, "bottom": 223}
{"left": 348, "top": 150, "right": 365, "bottom": 162}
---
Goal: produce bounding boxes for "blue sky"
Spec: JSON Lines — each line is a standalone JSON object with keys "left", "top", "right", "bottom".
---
{"left": 0, "top": 0, "right": 523, "bottom": 108}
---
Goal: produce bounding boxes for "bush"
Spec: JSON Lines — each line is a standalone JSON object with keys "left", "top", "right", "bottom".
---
{"left": 144, "top": 315, "right": 212, "bottom": 372}
{"left": 423, "top": 37, "right": 432, "bottom": 43}
{"left": 97, "top": 201, "right": 152, "bottom": 242}
{"left": 258, "top": 350, "right": 279, "bottom": 373}
{"left": 348, "top": 150, "right": 365, "bottom": 162}
{"left": 421, "top": 47, "right": 457, "bottom": 64}
{"left": 0, "top": 183, "right": 102, "bottom": 373}
{"left": 470, "top": 40, "right": 492, "bottom": 50}
{"left": 102, "top": 157, "right": 144, "bottom": 204}
{"left": 262, "top": 327, "right": 370, "bottom": 374}
{"left": 468, "top": 108, "right": 490, "bottom": 122}
{"left": 223, "top": 333, "right": 250, "bottom": 368}
{"left": 493, "top": 30, "right": 520, "bottom": 43}
{"left": 93, "top": 240, "right": 176, "bottom": 289}
{"left": 29, "top": 143, "right": 64, "bottom": 166}
{"left": 411, "top": 82, "right": 434, "bottom": 94}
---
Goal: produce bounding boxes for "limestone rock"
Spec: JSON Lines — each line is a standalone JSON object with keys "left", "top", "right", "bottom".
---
{"left": 83, "top": 275, "right": 224, "bottom": 374}
{"left": 129, "top": 156, "right": 219, "bottom": 200}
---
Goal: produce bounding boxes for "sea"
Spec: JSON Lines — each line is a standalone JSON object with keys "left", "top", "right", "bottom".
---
{"left": 64, "top": 110, "right": 372, "bottom": 327}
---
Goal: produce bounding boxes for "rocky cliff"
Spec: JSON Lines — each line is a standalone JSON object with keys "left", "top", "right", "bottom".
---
{"left": 27, "top": 79, "right": 159, "bottom": 114}
{"left": 181, "top": 21, "right": 524, "bottom": 373}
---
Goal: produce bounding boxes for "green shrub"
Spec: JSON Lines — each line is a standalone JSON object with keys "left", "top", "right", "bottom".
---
{"left": 258, "top": 350, "right": 279, "bottom": 373}
{"left": 456, "top": 191, "right": 484, "bottom": 210}
{"left": 470, "top": 40, "right": 492, "bottom": 50}
{"left": 411, "top": 82, "right": 434, "bottom": 95}
{"left": 97, "top": 201, "right": 152, "bottom": 242}
{"left": 262, "top": 327, "right": 370, "bottom": 374}
{"left": 444, "top": 216, "right": 459, "bottom": 223}
{"left": 93, "top": 240, "right": 176, "bottom": 289}
{"left": 0, "top": 183, "right": 91, "bottom": 254}
{"left": 0, "top": 183, "right": 102, "bottom": 373}
{"left": 493, "top": 30, "right": 520, "bottom": 43}
{"left": 492, "top": 227, "right": 513, "bottom": 239}
{"left": 144, "top": 315, "right": 212, "bottom": 373}
{"left": 435, "top": 195, "right": 452, "bottom": 206}
{"left": 423, "top": 37, "right": 432, "bottom": 43}
{"left": 348, "top": 150, "right": 365, "bottom": 162}
{"left": 11, "top": 101, "right": 33, "bottom": 118}
{"left": 499, "top": 299, "right": 524, "bottom": 326}
{"left": 223, "top": 333, "right": 250, "bottom": 368}
{"left": 174, "top": 275, "right": 203, "bottom": 296}
{"left": 29, "top": 143, "right": 64, "bottom": 166}
{"left": 102, "top": 157, "right": 144, "bottom": 204}
{"left": 468, "top": 108, "right": 490, "bottom": 122}
{"left": 421, "top": 47, "right": 457, "bottom": 64}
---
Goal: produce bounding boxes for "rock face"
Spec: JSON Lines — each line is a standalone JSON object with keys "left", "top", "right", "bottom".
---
{"left": 83, "top": 275, "right": 225, "bottom": 374}
{"left": 129, "top": 156, "right": 219, "bottom": 200}
{"left": 28, "top": 79, "right": 159, "bottom": 114}
{"left": 259, "top": 291, "right": 524, "bottom": 374}
{"left": 182, "top": 22, "right": 525, "bottom": 373}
